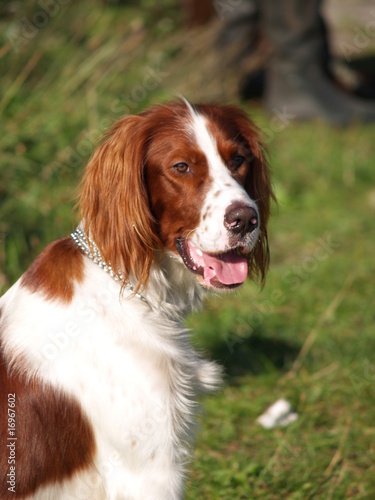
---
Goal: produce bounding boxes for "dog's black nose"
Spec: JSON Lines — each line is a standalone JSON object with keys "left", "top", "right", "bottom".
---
{"left": 224, "top": 203, "right": 258, "bottom": 235}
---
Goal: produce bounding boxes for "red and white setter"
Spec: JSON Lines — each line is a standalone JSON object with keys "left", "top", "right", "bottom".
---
{"left": 0, "top": 100, "right": 273, "bottom": 499}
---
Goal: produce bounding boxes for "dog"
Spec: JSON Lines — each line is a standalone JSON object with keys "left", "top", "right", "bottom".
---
{"left": 0, "top": 100, "right": 273, "bottom": 499}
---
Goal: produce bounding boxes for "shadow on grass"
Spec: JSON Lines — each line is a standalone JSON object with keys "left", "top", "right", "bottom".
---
{"left": 208, "top": 328, "right": 301, "bottom": 381}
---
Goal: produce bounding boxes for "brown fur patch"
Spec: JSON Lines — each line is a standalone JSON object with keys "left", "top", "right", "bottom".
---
{"left": 0, "top": 335, "right": 96, "bottom": 498}
{"left": 21, "top": 237, "right": 85, "bottom": 303}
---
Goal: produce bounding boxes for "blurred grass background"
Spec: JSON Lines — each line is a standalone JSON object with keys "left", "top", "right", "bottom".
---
{"left": 1, "top": 1, "right": 375, "bottom": 498}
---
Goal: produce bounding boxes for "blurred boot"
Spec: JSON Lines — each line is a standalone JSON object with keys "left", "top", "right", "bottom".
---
{"left": 261, "top": 0, "right": 375, "bottom": 125}
{"left": 216, "top": 0, "right": 260, "bottom": 61}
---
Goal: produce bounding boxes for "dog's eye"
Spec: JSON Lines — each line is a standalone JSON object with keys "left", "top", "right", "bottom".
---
{"left": 232, "top": 155, "right": 245, "bottom": 170}
{"left": 174, "top": 162, "right": 190, "bottom": 174}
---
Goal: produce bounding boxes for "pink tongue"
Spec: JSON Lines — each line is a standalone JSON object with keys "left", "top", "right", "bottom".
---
{"left": 202, "top": 251, "right": 248, "bottom": 286}
{"left": 187, "top": 242, "right": 248, "bottom": 286}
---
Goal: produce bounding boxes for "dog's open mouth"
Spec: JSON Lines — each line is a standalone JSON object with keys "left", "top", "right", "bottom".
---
{"left": 176, "top": 237, "right": 248, "bottom": 289}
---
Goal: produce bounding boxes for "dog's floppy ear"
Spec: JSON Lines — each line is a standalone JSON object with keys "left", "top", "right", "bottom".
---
{"left": 78, "top": 116, "right": 161, "bottom": 291}
{"left": 242, "top": 122, "right": 274, "bottom": 284}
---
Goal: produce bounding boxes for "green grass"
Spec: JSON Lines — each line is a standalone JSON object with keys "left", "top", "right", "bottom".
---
{"left": 1, "top": 2, "right": 375, "bottom": 498}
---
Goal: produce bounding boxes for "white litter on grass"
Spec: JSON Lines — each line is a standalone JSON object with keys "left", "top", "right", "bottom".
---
{"left": 256, "top": 398, "right": 298, "bottom": 429}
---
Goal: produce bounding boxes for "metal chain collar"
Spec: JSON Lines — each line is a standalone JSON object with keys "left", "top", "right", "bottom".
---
{"left": 70, "top": 227, "right": 150, "bottom": 306}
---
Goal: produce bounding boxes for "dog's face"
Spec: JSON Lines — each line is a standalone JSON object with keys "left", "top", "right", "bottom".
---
{"left": 145, "top": 103, "right": 268, "bottom": 290}
{"left": 79, "top": 101, "right": 273, "bottom": 291}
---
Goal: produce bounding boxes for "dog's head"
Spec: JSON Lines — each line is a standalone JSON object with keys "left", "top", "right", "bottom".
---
{"left": 79, "top": 100, "right": 274, "bottom": 291}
